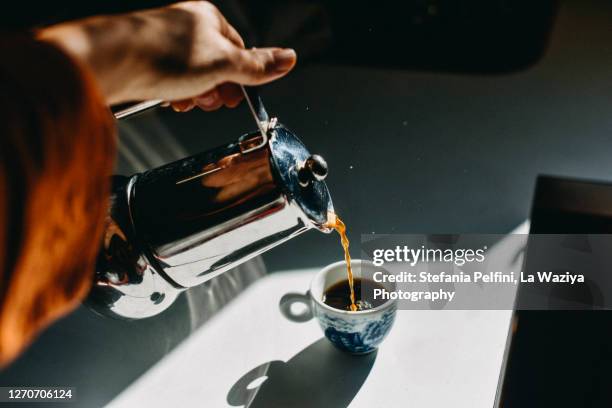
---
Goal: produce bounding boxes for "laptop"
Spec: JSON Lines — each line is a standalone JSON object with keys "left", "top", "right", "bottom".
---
{"left": 495, "top": 175, "right": 612, "bottom": 407}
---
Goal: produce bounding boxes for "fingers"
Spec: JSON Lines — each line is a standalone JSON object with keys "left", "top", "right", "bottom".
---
{"left": 171, "top": 83, "right": 244, "bottom": 112}
{"left": 170, "top": 89, "right": 220, "bottom": 112}
{"left": 216, "top": 83, "right": 243, "bottom": 108}
{"left": 225, "top": 47, "right": 297, "bottom": 85}
{"left": 194, "top": 88, "right": 224, "bottom": 111}
{"left": 170, "top": 99, "right": 196, "bottom": 112}
{"left": 193, "top": 83, "right": 243, "bottom": 111}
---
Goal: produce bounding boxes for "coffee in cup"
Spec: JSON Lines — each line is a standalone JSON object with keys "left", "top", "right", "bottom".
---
{"left": 322, "top": 278, "right": 387, "bottom": 312}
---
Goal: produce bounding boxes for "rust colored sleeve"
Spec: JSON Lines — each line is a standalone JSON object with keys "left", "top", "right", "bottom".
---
{"left": 0, "top": 34, "right": 116, "bottom": 365}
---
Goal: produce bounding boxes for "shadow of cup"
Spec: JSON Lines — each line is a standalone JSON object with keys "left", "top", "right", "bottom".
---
{"left": 227, "top": 338, "right": 377, "bottom": 408}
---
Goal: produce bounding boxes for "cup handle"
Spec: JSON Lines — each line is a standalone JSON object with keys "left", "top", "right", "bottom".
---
{"left": 279, "top": 292, "right": 313, "bottom": 322}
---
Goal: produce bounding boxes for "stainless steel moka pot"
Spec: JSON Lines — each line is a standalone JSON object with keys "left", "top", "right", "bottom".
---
{"left": 87, "top": 87, "right": 334, "bottom": 319}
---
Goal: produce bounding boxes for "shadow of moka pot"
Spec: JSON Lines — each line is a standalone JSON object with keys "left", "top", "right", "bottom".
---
{"left": 87, "top": 87, "right": 334, "bottom": 319}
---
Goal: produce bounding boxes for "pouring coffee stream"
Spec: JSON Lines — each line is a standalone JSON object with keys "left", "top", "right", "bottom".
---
{"left": 326, "top": 213, "right": 357, "bottom": 312}
{"left": 90, "top": 87, "right": 364, "bottom": 319}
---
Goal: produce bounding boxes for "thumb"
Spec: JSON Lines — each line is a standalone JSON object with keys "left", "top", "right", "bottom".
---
{"left": 226, "top": 47, "right": 297, "bottom": 85}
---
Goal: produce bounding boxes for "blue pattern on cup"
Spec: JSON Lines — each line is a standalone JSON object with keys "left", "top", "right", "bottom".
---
{"left": 318, "top": 307, "right": 396, "bottom": 354}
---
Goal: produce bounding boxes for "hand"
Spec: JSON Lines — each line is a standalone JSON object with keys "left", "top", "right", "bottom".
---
{"left": 38, "top": 1, "right": 297, "bottom": 110}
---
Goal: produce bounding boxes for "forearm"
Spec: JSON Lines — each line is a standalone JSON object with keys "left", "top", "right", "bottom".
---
{"left": 37, "top": 7, "right": 195, "bottom": 104}
{"left": 36, "top": 1, "right": 297, "bottom": 112}
{"left": 38, "top": 18, "right": 130, "bottom": 104}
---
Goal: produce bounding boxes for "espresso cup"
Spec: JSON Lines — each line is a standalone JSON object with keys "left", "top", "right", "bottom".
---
{"left": 279, "top": 259, "right": 396, "bottom": 354}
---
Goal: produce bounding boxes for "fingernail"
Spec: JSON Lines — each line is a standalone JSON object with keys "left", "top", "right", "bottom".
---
{"left": 272, "top": 48, "right": 297, "bottom": 71}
